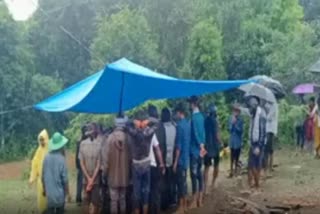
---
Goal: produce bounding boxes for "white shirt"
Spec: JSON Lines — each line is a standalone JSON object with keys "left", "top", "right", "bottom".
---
{"left": 265, "top": 102, "right": 278, "bottom": 136}
{"left": 163, "top": 122, "right": 176, "bottom": 167}
{"left": 149, "top": 134, "right": 159, "bottom": 167}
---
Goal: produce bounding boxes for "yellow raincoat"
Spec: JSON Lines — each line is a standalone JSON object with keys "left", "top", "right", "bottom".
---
{"left": 314, "top": 116, "right": 320, "bottom": 150}
{"left": 29, "top": 130, "right": 49, "bottom": 213}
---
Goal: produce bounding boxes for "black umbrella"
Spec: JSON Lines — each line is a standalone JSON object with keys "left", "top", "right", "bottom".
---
{"left": 250, "top": 75, "right": 286, "bottom": 99}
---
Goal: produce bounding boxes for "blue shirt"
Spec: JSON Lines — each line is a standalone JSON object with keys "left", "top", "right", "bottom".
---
{"left": 42, "top": 151, "right": 68, "bottom": 208}
{"left": 175, "top": 118, "right": 191, "bottom": 170}
{"left": 228, "top": 115, "right": 244, "bottom": 149}
{"left": 190, "top": 112, "right": 205, "bottom": 157}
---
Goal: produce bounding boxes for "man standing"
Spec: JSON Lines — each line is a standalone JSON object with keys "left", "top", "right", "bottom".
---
{"left": 104, "top": 117, "right": 131, "bottom": 214}
{"left": 160, "top": 107, "right": 177, "bottom": 209}
{"left": 247, "top": 96, "right": 266, "bottom": 190}
{"left": 75, "top": 125, "right": 88, "bottom": 206}
{"left": 173, "top": 104, "right": 190, "bottom": 214}
{"left": 79, "top": 123, "right": 102, "bottom": 214}
{"left": 264, "top": 102, "right": 278, "bottom": 176}
{"left": 204, "top": 103, "right": 221, "bottom": 195}
{"left": 127, "top": 111, "right": 165, "bottom": 214}
{"left": 228, "top": 104, "right": 244, "bottom": 177}
{"left": 188, "top": 96, "right": 206, "bottom": 208}
{"left": 42, "top": 132, "right": 70, "bottom": 214}
{"left": 147, "top": 105, "right": 165, "bottom": 214}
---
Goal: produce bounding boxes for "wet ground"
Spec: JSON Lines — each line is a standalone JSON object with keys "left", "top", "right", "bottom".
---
{"left": 1, "top": 146, "right": 320, "bottom": 213}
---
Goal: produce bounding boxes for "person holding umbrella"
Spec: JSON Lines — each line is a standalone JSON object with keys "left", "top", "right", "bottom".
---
{"left": 246, "top": 96, "right": 266, "bottom": 190}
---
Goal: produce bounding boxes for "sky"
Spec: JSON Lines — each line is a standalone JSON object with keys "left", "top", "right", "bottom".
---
{"left": 4, "top": 0, "right": 38, "bottom": 21}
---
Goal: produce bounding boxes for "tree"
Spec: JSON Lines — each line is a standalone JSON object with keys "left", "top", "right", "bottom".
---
{"left": 90, "top": 7, "right": 159, "bottom": 71}
{"left": 185, "top": 19, "right": 225, "bottom": 80}
{"left": 29, "top": 0, "right": 96, "bottom": 86}
{"left": 0, "top": 4, "right": 62, "bottom": 158}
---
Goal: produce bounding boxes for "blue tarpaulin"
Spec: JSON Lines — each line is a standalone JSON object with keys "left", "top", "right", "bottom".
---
{"left": 35, "top": 58, "right": 252, "bottom": 114}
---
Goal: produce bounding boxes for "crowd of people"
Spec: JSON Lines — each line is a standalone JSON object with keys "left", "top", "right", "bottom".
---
{"left": 29, "top": 95, "right": 280, "bottom": 214}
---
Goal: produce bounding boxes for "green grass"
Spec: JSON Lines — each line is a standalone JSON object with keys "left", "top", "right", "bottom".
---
{"left": 0, "top": 172, "right": 81, "bottom": 214}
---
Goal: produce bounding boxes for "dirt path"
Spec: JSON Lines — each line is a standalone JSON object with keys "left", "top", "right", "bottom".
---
{"left": 195, "top": 146, "right": 320, "bottom": 213}
{"left": 0, "top": 160, "right": 28, "bottom": 180}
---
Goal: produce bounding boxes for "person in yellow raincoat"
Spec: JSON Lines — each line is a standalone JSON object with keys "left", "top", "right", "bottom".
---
{"left": 29, "top": 129, "right": 49, "bottom": 213}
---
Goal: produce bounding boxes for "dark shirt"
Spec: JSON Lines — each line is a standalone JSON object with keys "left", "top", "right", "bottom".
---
{"left": 228, "top": 116, "right": 244, "bottom": 149}
{"left": 205, "top": 115, "right": 220, "bottom": 157}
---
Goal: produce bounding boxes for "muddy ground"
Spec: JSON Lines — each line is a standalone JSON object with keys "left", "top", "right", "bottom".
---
{"left": 0, "top": 146, "right": 320, "bottom": 213}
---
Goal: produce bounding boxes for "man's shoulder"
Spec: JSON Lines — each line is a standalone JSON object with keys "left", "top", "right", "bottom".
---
{"left": 45, "top": 152, "right": 63, "bottom": 162}
{"left": 81, "top": 138, "right": 91, "bottom": 145}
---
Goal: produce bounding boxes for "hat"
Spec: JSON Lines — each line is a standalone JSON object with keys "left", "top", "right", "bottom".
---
{"left": 49, "top": 132, "right": 68, "bottom": 152}
{"left": 115, "top": 116, "right": 128, "bottom": 128}
{"left": 207, "top": 103, "right": 217, "bottom": 114}
{"left": 247, "top": 96, "right": 259, "bottom": 108}
{"left": 187, "top": 96, "right": 199, "bottom": 104}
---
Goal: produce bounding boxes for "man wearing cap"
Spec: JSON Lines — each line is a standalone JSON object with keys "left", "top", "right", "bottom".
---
{"left": 228, "top": 104, "right": 244, "bottom": 177}
{"left": 188, "top": 96, "right": 206, "bottom": 208}
{"left": 204, "top": 103, "right": 222, "bottom": 195}
{"left": 42, "top": 132, "right": 70, "bottom": 214}
{"left": 247, "top": 96, "right": 266, "bottom": 190}
{"left": 79, "top": 123, "right": 102, "bottom": 214}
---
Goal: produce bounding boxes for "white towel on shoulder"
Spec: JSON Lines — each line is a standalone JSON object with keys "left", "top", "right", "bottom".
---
{"left": 249, "top": 106, "right": 262, "bottom": 143}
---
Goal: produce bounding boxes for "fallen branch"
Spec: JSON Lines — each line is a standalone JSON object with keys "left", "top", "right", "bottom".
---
{"left": 266, "top": 204, "right": 291, "bottom": 211}
{"left": 267, "top": 208, "right": 287, "bottom": 214}
{"left": 233, "top": 197, "right": 269, "bottom": 214}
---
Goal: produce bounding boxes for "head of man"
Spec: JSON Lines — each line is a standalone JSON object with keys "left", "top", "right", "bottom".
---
{"left": 232, "top": 104, "right": 241, "bottom": 117}
{"left": 247, "top": 96, "right": 260, "bottom": 115}
{"left": 188, "top": 96, "right": 199, "bottom": 111}
{"left": 175, "top": 103, "right": 186, "bottom": 120}
{"left": 161, "top": 107, "right": 171, "bottom": 123}
{"left": 85, "top": 123, "right": 98, "bottom": 140}
{"left": 148, "top": 104, "right": 159, "bottom": 119}
{"left": 207, "top": 103, "right": 217, "bottom": 117}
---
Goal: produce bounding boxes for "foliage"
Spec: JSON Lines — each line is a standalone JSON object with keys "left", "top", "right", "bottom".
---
{"left": 64, "top": 100, "right": 168, "bottom": 150}
{"left": 90, "top": 7, "right": 160, "bottom": 71}
{"left": 278, "top": 100, "right": 307, "bottom": 144}
{"left": 185, "top": 19, "right": 225, "bottom": 80}
{"left": 1, "top": 0, "right": 320, "bottom": 161}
